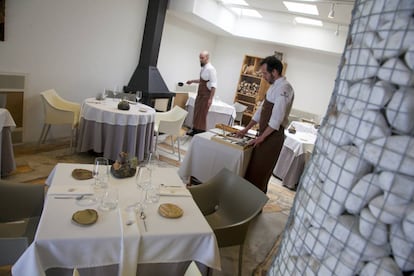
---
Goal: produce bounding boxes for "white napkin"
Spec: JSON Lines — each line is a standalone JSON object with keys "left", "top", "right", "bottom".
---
{"left": 158, "top": 187, "right": 191, "bottom": 197}
{"left": 47, "top": 184, "right": 93, "bottom": 196}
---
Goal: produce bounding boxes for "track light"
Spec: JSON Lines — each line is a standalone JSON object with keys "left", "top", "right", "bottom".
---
{"left": 328, "top": 3, "right": 335, "bottom": 19}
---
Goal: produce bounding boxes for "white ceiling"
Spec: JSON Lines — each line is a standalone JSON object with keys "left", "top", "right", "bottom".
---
{"left": 168, "top": 0, "right": 356, "bottom": 54}
{"left": 227, "top": 0, "right": 355, "bottom": 29}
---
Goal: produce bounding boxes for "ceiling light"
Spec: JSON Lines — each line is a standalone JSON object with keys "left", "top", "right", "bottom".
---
{"left": 283, "top": 1, "right": 319, "bottom": 15}
{"left": 231, "top": 8, "right": 263, "bottom": 18}
{"left": 328, "top": 3, "right": 335, "bottom": 19}
{"left": 221, "top": 0, "right": 248, "bottom": 5}
{"left": 294, "top": 17, "right": 323, "bottom": 26}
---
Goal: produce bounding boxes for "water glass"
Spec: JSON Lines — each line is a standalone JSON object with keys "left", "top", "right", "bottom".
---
{"left": 145, "top": 184, "right": 160, "bottom": 204}
{"left": 100, "top": 187, "right": 119, "bottom": 211}
{"left": 93, "top": 157, "right": 109, "bottom": 189}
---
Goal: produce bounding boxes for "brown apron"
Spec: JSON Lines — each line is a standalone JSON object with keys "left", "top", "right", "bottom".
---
{"left": 244, "top": 99, "right": 285, "bottom": 193}
{"left": 193, "top": 79, "right": 211, "bottom": 131}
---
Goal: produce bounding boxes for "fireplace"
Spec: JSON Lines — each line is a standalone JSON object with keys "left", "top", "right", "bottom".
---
{"left": 125, "top": 0, "right": 175, "bottom": 110}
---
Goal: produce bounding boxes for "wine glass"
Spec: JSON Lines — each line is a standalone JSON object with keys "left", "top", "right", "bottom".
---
{"left": 113, "top": 86, "right": 120, "bottom": 102}
{"left": 93, "top": 157, "right": 109, "bottom": 189}
{"left": 136, "top": 91, "right": 142, "bottom": 103}
{"left": 133, "top": 164, "right": 152, "bottom": 211}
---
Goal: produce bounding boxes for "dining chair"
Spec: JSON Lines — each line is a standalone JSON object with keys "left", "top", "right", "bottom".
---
{"left": 38, "top": 89, "right": 81, "bottom": 151}
{"left": 154, "top": 106, "right": 188, "bottom": 161}
{"left": 233, "top": 102, "right": 247, "bottom": 126}
{"left": 0, "top": 180, "right": 45, "bottom": 267}
{"left": 188, "top": 168, "right": 269, "bottom": 276}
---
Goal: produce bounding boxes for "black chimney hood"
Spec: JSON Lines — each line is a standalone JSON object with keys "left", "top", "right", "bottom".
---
{"left": 125, "top": 0, "right": 175, "bottom": 109}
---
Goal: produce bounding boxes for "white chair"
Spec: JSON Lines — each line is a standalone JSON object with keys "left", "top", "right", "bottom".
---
{"left": 154, "top": 106, "right": 188, "bottom": 161}
{"left": 38, "top": 89, "right": 81, "bottom": 151}
{"left": 233, "top": 102, "right": 247, "bottom": 125}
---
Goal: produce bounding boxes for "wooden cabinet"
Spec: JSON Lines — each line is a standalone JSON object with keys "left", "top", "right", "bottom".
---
{"left": 234, "top": 55, "right": 287, "bottom": 126}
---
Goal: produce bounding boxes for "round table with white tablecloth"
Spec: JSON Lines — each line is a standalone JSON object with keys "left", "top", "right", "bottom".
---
{"left": 76, "top": 98, "right": 155, "bottom": 162}
{"left": 273, "top": 121, "right": 318, "bottom": 190}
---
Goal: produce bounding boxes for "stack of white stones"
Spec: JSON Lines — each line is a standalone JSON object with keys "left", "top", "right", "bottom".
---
{"left": 271, "top": 0, "right": 414, "bottom": 275}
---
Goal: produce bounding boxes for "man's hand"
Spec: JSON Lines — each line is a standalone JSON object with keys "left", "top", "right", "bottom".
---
{"left": 248, "top": 135, "right": 265, "bottom": 147}
{"left": 186, "top": 80, "right": 193, "bottom": 85}
{"left": 235, "top": 128, "right": 247, "bottom": 138}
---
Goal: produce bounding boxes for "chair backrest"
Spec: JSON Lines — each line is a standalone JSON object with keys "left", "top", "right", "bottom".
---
{"left": 0, "top": 180, "right": 45, "bottom": 222}
{"left": 233, "top": 102, "right": 247, "bottom": 123}
{"left": 156, "top": 106, "right": 188, "bottom": 136}
{"left": 40, "top": 89, "right": 80, "bottom": 127}
{"left": 188, "top": 169, "right": 269, "bottom": 247}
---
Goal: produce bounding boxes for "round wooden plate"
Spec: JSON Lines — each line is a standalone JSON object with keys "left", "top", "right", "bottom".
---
{"left": 72, "top": 209, "right": 98, "bottom": 225}
{"left": 158, "top": 203, "right": 183, "bottom": 218}
{"left": 72, "top": 169, "right": 93, "bottom": 180}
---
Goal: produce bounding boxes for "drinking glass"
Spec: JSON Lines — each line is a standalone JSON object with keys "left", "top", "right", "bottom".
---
{"left": 134, "top": 164, "right": 152, "bottom": 211}
{"left": 136, "top": 91, "right": 142, "bottom": 103}
{"left": 113, "top": 86, "right": 120, "bottom": 101}
{"left": 100, "top": 187, "right": 119, "bottom": 211}
{"left": 93, "top": 157, "right": 109, "bottom": 189}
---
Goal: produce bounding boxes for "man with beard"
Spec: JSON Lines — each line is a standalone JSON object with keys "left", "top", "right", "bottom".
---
{"left": 186, "top": 50, "right": 217, "bottom": 136}
{"left": 237, "top": 56, "right": 294, "bottom": 193}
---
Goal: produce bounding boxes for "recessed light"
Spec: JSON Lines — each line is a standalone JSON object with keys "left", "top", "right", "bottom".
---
{"left": 231, "top": 8, "right": 263, "bottom": 18}
{"left": 221, "top": 0, "right": 248, "bottom": 6}
{"left": 283, "top": 1, "right": 319, "bottom": 15}
{"left": 294, "top": 17, "right": 323, "bottom": 26}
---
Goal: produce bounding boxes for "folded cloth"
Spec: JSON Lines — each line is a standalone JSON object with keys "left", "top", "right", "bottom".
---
{"left": 158, "top": 187, "right": 191, "bottom": 197}
{"left": 47, "top": 184, "right": 93, "bottom": 196}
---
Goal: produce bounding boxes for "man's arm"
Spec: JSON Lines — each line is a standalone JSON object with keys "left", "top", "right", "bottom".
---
{"left": 186, "top": 79, "right": 200, "bottom": 84}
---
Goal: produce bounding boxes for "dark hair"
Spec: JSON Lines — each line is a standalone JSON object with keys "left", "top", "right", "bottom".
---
{"left": 260, "top": 56, "right": 283, "bottom": 75}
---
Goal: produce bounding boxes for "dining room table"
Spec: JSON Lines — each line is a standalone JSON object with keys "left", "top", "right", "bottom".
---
{"left": 273, "top": 121, "right": 318, "bottom": 190}
{"left": 0, "top": 108, "right": 16, "bottom": 177}
{"left": 184, "top": 93, "right": 236, "bottom": 130}
{"left": 12, "top": 163, "right": 221, "bottom": 276}
{"left": 76, "top": 98, "right": 155, "bottom": 162}
{"left": 178, "top": 129, "right": 253, "bottom": 184}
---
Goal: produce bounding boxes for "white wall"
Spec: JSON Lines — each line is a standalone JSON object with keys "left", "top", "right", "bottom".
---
{"left": 0, "top": 0, "right": 147, "bottom": 142}
{"left": 0, "top": 1, "right": 342, "bottom": 143}
{"left": 160, "top": 16, "right": 342, "bottom": 118}
{"left": 158, "top": 13, "right": 217, "bottom": 91}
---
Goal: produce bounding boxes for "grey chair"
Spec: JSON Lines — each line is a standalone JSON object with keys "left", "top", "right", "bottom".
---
{"left": 0, "top": 180, "right": 45, "bottom": 266}
{"left": 188, "top": 168, "right": 268, "bottom": 276}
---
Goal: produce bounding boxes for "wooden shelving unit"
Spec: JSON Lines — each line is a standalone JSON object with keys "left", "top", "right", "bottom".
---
{"left": 234, "top": 55, "right": 287, "bottom": 126}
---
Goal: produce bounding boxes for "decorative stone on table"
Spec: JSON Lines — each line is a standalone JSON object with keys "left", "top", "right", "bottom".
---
{"left": 117, "top": 100, "right": 130, "bottom": 111}
{"left": 110, "top": 152, "right": 137, "bottom": 178}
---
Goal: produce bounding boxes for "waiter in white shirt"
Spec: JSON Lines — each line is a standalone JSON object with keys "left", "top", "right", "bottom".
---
{"left": 186, "top": 50, "right": 217, "bottom": 136}
{"left": 237, "top": 56, "right": 294, "bottom": 193}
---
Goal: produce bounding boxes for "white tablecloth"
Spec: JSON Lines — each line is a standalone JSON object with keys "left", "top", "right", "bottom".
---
{"left": 184, "top": 93, "right": 236, "bottom": 130}
{"left": 12, "top": 163, "right": 220, "bottom": 276}
{"left": 77, "top": 99, "right": 156, "bottom": 161}
{"left": 273, "top": 121, "right": 317, "bottom": 189}
{"left": 0, "top": 108, "right": 16, "bottom": 177}
{"left": 178, "top": 130, "right": 253, "bottom": 183}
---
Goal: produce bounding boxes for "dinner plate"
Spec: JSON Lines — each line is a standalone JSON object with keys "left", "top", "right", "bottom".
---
{"left": 158, "top": 203, "right": 183, "bottom": 218}
{"left": 72, "top": 169, "right": 93, "bottom": 180}
{"left": 72, "top": 209, "right": 98, "bottom": 225}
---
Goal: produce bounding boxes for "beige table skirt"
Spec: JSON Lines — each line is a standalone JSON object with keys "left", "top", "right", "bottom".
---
{"left": 76, "top": 118, "right": 154, "bottom": 162}
{"left": 273, "top": 146, "right": 310, "bottom": 190}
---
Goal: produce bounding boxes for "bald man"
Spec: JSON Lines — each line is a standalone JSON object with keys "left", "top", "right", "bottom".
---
{"left": 186, "top": 50, "right": 217, "bottom": 136}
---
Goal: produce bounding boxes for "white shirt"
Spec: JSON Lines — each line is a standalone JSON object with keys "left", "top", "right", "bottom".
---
{"left": 252, "top": 77, "right": 294, "bottom": 130}
{"left": 200, "top": 62, "right": 217, "bottom": 91}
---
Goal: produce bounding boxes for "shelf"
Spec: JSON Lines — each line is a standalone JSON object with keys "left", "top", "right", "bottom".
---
{"left": 241, "top": 73, "right": 262, "bottom": 80}
{"left": 237, "top": 92, "right": 256, "bottom": 99}
{"left": 237, "top": 99, "right": 255, "bottom": 106}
